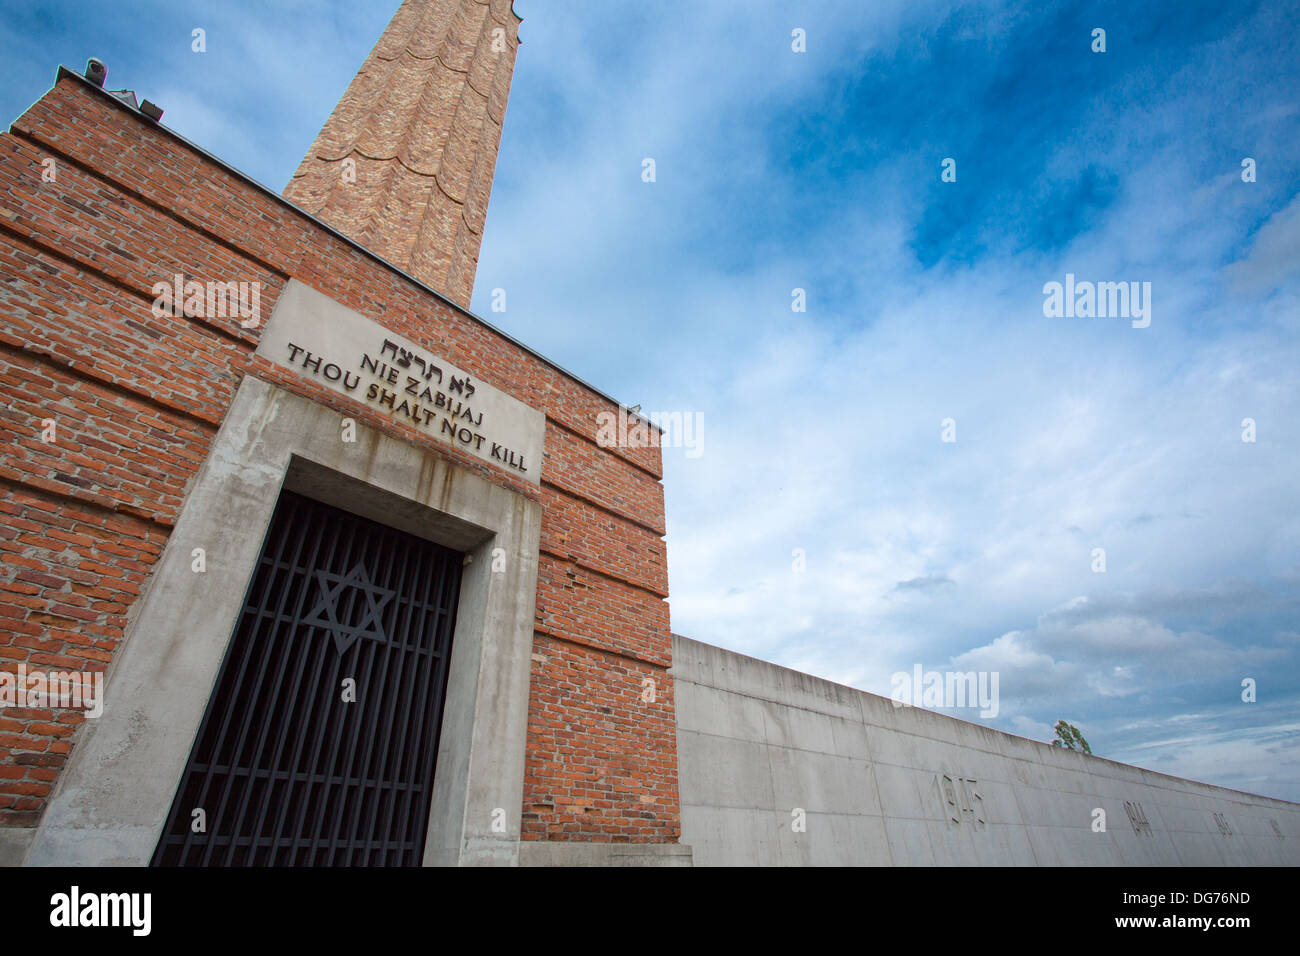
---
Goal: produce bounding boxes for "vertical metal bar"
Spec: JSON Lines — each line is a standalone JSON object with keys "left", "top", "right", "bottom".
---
{"left": 322, "top": 522, "right": 403, "bottom": 864}
{"left": 267, "top": 506, "right": 360, "bottom": 863}
{"left": 219, "top": 497, "right": 326, "bottom": 864}
{"left": 184, "top": 494, "right": 303, "bottom": 865}
{"left": 354, "top": 531, "right": 429, "bottom": 864}
{"left": 393, "top": 547, "right": 453, "bottom": 862}
{"left": 335, "top": 527, "right": 410, "bottom": 865}
{"left": 236, "top": 491, "right": 334, "bottom": 863}
{"left": 294, "top": 512, "right": 368, "bottom": 865}
{"left": 408, "top": 555, "right": 460, "bottom": 860}
{"left": 199, "top": 495, "right": 314, "bottom": 866}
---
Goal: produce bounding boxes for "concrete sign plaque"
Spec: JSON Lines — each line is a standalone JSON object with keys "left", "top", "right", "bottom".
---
{"left": 257, "top": 280, "right": 544, "bottom": 485}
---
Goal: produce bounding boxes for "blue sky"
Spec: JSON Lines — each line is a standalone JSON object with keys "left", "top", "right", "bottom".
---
{"left": 3, "top": 0, "right": 1298, "bottom": 800}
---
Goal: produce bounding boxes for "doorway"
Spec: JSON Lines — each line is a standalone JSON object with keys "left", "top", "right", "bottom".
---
{"left": 152, "top": 489, "right": 462, "bottom": 865}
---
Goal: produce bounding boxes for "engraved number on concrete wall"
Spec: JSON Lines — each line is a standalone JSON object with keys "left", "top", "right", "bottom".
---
{"left": 933, "top": 773, "right": 985, "bottom": 830}
{"left": 1124, "top": 800, "right": 1151, "bottom": 835}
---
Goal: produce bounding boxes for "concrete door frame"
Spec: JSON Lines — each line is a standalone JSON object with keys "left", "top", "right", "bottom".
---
{"left": 23, "top": 375, "right": 541, "bottom": 866}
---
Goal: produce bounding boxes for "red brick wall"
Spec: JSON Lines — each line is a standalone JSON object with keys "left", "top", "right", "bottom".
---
{"left": 0, "top": 76, "right": 679, "bottom": 844}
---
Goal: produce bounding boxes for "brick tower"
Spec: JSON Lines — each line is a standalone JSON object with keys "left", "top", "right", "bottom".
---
{"left": 283, "top": 0, "right": 520, "bottom": 308}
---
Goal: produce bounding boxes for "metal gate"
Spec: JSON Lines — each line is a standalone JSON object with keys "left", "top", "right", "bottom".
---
{"left": 152, "top": 490, "right": 462, "bottom": 866}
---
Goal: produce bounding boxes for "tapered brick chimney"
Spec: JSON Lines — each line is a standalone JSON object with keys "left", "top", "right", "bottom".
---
{"left": 284, "top": 0, "right": 520, "bottom": 309}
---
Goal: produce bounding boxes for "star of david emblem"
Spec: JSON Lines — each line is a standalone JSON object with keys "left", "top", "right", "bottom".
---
{"left": 301, "top": 562, "right": 395, "bottom": 654}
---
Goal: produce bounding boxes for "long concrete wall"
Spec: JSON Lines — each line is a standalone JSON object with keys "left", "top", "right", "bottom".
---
{"left": 674, "top": 636, "right": 1300, "bottom": 865}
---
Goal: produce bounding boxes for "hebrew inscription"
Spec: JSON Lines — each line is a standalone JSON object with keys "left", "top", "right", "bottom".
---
{"left": 257, "top": 280, "right": 544, "bottom": 484}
